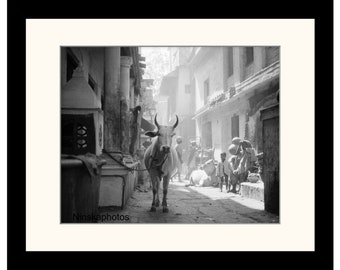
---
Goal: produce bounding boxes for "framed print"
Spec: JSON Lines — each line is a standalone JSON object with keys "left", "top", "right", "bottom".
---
{"left": 25, "top": 18, "right": 315, "bottom": 251}
{"left": 7, "top": 1, "right": 333, "bottom": 269}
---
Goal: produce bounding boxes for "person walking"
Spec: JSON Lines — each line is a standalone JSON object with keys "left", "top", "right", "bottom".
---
{"left": 186, "top": 140, "right": 198, "bottom": 179}
{"left": 174, "top": 136, "right": 184, "bottom": 182}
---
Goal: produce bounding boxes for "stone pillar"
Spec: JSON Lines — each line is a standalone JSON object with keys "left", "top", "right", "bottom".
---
{"left": 254, "top": 47, "right": 266, "bottom": 73}
{"left": 222, "top": 47, "right": 228, "bottom": 91}
{"left": 104, "top": 47, "right": 121, "bottom": 153}
{"left": 233, "top": 47, "right": 245, "bottom": 84}
{"left": 244, "top": 113, "right": 250, "bottom": 140}
{"left": 129, "top": 79, "right": 140, "bottom": 156}
{"left": 129, "top": 105, "right": 141, "bottom": 156}
{"left": 120, "top": 56, "right": 133, "bottom": 154}
{"left": 130, "top": 78, "right": 135, "bottom": 108}
{"left": 136, "top": 97, "right": 142, "bottom": 149}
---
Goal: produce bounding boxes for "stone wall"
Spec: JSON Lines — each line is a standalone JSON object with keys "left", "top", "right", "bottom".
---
{"left": 194, "top": 48, "right": 224, "bottom": 110}
{"left": 176, "top": 66, "right": 192, "bottom": 116}
{"left": 193, "top": 46, "right": 279, "bottom": 161}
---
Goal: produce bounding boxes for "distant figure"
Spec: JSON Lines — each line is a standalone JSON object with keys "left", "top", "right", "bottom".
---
{"left": 227, "top": 143, "right": 241, "bottom": 193}
{"left": 186, "top": 140, "right": 198, "bottom": 179}
{"left": 216, "top": 152, "right": 229, "bottom": 192}
{"left": 174, "top": 136, "right": 184, "bottom": 182}
{"left": 201, "top": 158, "right": 218, "bottom": 186}
{"left": 186, "top": 169, "right": 211, "bottom": 187}
{"left": 228, "top": 138, "right": 253, "bottom": 193}
{"left": 235, "top": 140, "right": 253, "bottom": 181}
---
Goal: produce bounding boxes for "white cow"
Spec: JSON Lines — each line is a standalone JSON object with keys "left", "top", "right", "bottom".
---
{"left": 144, "top": 114, "right": 180, "bottom": 212}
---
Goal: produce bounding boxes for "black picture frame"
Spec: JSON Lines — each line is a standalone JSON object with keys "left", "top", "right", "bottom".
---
{"left": 7, "top": 0, "right": 333, "bottom": 269}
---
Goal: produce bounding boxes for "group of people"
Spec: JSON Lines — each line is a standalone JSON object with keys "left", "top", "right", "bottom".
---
{"left": 170, "top": 135, "right": 258, "bottom": 192}
{"left": 216, "top": 137, "right": 258, "bottom": 193}
{"left": 172, "top": 137, "right": 203, "bottom": 182}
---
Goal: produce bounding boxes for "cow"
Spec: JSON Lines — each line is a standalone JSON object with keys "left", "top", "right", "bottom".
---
{"left": 144, "top": 114, "right": 180, "bottom": 213}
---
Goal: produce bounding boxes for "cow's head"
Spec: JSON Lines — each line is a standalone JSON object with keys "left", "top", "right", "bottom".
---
{"left": 145, "top": 114, "right": 179, "bottom": 154}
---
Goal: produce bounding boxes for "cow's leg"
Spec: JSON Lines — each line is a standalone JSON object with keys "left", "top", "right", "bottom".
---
{"left": 150, "top": 172, "right": 159, "bottom": 212}
{"left": 162, "top": 175, "right": 170, "bottom": 213}
{"left": 155, "top": 177, "right": 160, "bottom": 207}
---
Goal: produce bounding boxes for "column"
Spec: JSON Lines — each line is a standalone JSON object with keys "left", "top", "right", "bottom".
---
{"left": 244, "top": 113, "right": 250, "bottom": 140}
{"left": 129, "top": 79, "right": 140, "bottom": 156}
{"left": 130, "top": 78, "right": 135, "bottom": 108}
{"left": 129, "top": 105, "right": 141, "bottom": 156}
{"left": 136, "top": 96, "right": 142, "bottom": 149}
{"left": 254, "top": 47, "right": 266, "bottom": 73}
{"left": 120, "top": 56, "right": 133, "bottom": 154}
{"left": 222, "top": 47, "right": 228, "bottom": 91}
{"left": 104, "top": 47, "right": 121, "bottom": 153}
{"left": 233, "top": 47, "right": 245, "bottom": 84}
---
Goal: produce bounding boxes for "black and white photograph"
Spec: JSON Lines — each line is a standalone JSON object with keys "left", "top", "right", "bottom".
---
{"left": 61, "top": 46, "right": 280, "bottom": 224}
{"left": 20, "top": 15, "right": 322, "bottom": 255}
{"left": 3, "top": 0, "right": 337, "bottom": 263}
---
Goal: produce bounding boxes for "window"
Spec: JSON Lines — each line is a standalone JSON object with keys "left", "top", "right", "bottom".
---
{"left": 245, "top": 47, "right": 254, "bottom": 66}
{"left": 185, "top": 84, "right": 191, "bottom": 94}
{"left": 61, "top": 114, "right": 95, "bottom": 155}
{"left": 204, "top": 79, "right": 210, "bottom": 105}
{"left": 66, "top": 51, "right": 79, "bottom": 82}
{"left": 228, "top": 47, "right": 234, "bottom": 77}
{"left": 231, "top": 114, "right": 239, "bottom": 139}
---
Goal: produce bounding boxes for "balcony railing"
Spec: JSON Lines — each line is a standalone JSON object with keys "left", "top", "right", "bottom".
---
{"left": 207, "top": 90, "right": 226, "bottom": 107}
{"left": 193, "top": 60, "right": 280, "bottom": 119}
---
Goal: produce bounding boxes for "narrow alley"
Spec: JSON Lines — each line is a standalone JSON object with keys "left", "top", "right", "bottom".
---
{"left": 61, "top": 46, "right": 280, "bottom": 224}
{"left": 98, "top": 177, "right": 279, "bottom": 224}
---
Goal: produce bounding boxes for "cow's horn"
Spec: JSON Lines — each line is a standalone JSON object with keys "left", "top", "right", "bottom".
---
{"left": 154, "top": 114, "right": 160, "bottom": 130}
{"left": 172, "top": 115, "right": 179, "bottom": 129}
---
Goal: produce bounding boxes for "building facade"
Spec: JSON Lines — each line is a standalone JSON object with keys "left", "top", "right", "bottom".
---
{"left": 157, "top": 47, "right": 197, "bottom": 158}
{"left": 157, "top": 46, "right": 279, "bottom": 162}
{"left": 61, "top": 46, "right": 148, "bottom": 209}
{"left": 191, "top": 46, "right": 280, "bottom": 160}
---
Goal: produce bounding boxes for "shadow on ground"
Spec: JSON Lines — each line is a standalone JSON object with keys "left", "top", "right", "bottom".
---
{"left": 98, "top": 177, "right": 279, "bottom": 224}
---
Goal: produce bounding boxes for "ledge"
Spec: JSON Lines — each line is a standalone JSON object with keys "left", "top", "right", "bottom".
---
{"left": 240, "top": 181, "right": 264, "bottom": 202}
{"left": 192, "top": 61, "right": 280, "bottom": 120}
{"left": 61, "top": 159, "right": 83, "bottom": 168}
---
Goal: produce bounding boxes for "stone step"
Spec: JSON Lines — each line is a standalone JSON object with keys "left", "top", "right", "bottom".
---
{"left": 99, "top": 165, "right": 138, "bottom": 208}
{"left": 240, "top": 181, "right": 264, "bottom": 202}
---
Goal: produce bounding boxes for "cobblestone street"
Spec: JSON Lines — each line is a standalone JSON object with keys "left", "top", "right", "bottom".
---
{"left": 99, "top": 177, "right": 279, "bottom": 224}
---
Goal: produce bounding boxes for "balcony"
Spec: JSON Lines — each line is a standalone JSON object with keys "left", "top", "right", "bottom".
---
{"left": 193, "top": 60, "right": 280, "bottom": 120}
{"left": 207, "top": 90, "right": 226, "bottom": 107}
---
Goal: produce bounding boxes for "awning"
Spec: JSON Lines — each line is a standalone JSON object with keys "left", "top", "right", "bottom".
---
{"left": 141, "top": 117, "right": 155, "bottom": 131}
